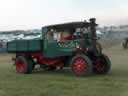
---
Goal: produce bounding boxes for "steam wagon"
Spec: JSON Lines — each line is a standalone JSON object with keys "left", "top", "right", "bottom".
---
{"left": 7, "top": 18, "right": 111, "bottom": 77}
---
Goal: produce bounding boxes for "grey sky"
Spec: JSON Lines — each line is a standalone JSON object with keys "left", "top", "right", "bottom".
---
{"left": 0, "top": 0, "right": 127, "bottom": 31}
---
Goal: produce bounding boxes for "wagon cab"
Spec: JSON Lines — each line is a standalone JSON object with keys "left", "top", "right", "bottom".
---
{"left": 42, "top": 21, "right": 94, "bottom": 58}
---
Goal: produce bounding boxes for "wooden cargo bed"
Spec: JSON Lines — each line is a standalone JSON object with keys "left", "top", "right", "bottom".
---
{"left": 7, "top": 40, "right": 43, "bottom": 52}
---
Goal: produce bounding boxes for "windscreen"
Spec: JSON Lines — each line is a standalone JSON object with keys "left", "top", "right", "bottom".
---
{"left": 46, "top": 27, "right": 89, "bottom": 42}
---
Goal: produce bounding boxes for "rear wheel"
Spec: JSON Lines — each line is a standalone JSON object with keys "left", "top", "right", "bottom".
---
{"left": 70, "top": 55, "right": 93, "bottom": 77}
{"left": 93, "top": 54, "right": 111, "bottom": 74}
{"left": 15, "top": 56, "right": 33, "bottom": 74}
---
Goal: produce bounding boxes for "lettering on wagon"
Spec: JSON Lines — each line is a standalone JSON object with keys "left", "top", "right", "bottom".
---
{"left": 58, "top": 42, "right": 78, "bottom": 48}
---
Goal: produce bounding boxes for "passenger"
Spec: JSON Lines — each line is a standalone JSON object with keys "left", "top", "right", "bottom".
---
{"left": 59, "top": 29, "right": 75, "bottom": 42}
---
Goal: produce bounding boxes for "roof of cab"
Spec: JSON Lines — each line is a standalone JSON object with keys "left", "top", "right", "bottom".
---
{"left": 42, "top": 21, "right": 89, "bottom": 29}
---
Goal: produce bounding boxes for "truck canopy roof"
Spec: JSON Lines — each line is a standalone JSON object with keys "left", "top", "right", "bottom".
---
{"left": 43, "top": 22, "right": 89, "bottom": 30}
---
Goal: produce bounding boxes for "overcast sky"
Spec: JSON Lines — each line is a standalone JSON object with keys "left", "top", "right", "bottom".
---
{"left": 0, "top": 0, "right": 128, "bottom": 31}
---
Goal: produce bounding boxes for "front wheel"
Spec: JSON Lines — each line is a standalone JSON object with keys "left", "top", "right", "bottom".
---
{"left": 70, "top": 55, "right": 93, "bottom": 77}
{"left": 93, "top": 54, "right": 111, "bottom": 74}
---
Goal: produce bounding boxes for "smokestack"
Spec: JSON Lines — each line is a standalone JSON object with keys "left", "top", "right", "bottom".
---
{"left": 89, "top": 18, "right": 96, "bottom": 39}
{"left": 89, "top": 18, "right": 98, "bottom": 54}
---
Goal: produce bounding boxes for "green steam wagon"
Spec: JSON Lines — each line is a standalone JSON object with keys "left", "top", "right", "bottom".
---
{"left": 7, "top": 18, "right": 111, "bottom": 77}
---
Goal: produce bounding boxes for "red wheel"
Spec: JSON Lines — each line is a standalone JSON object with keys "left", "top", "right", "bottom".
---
{"left": 15, "top": 56, "right": 32, "bottom": 74}
{"left": 93, "top": 54, "right": 111, "bottom": 74}
{"left": 71, "top": 55, "right": 92, "bottom": 77}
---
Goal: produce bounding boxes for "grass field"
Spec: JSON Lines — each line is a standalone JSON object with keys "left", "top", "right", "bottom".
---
{"left": 0, "top": 44, "right": 128, "bottom": 96}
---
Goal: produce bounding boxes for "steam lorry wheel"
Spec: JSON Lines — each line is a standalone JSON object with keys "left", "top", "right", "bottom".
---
{"left": 70, "top": 55, "right": 93, "bottom": 77}
{"left": 93, "top": 54, "right": 111, "bottom": 74}
{"left": 15, "top": 56, "right": 33, "bottom": 74}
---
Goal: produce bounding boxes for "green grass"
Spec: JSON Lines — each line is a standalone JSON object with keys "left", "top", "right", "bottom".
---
{"left": 0, "top": 45, "right": 128, "bottom": 96}
{"left": 0, "top": 65, "right": 128, "bottom": 96}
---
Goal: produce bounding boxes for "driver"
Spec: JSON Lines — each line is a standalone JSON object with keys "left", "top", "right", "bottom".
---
{"left": 59, "top": 29, "right": 75, "bottom": 42}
